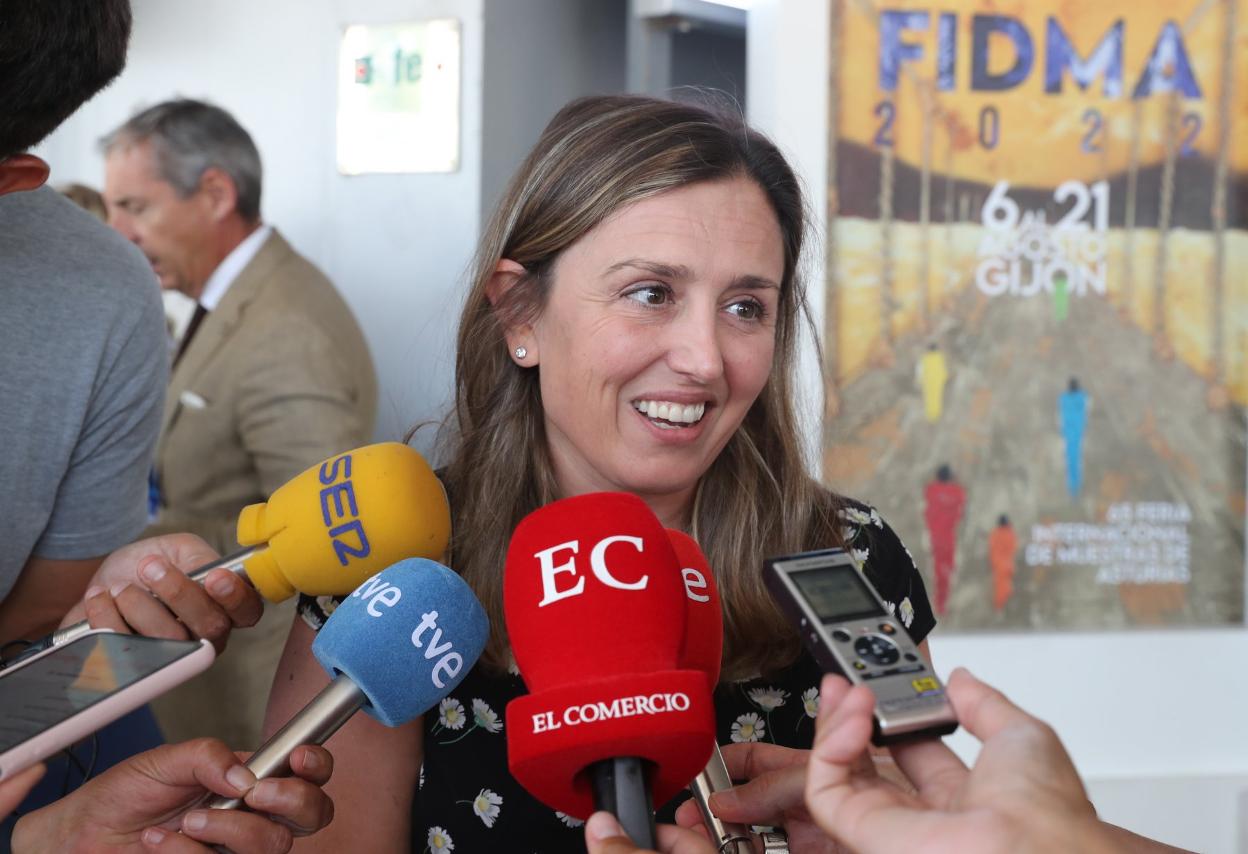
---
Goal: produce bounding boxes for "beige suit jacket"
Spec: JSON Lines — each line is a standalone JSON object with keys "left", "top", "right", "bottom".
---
{"left": 144, "top": 229, "right": 378, "bottom": 554}
{"left": 143, "top": 229, "right": 377, "bottom": 748}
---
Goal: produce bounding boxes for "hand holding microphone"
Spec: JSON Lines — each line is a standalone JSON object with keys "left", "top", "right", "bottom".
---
{"left": 504, "top": 493, "right": 717, "bottom": 848}
{"left": 41, "top": 443, "right": 450, "bottom": 656}
{"left": 56, "top": 533, "right": 255, "bottom": 655}
{"left": 10, "top": 739, "right": 335, "bottom": 854}
{"left": 667, "top": 530, "right": 756, "bottom": 854}
{"left": 202, "top": 557, "right": 488, "bottom": 811}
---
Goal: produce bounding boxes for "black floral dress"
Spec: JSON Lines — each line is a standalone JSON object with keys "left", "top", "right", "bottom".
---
{"left": 297, "top": 498, "right": 935, "bottom": 854}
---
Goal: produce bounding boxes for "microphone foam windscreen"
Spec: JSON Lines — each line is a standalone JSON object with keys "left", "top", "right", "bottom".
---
{"left": 313, "top": 558, "right": 488, "bottom": 727}
{"left": 505, "top": 492, "right": 684, "bottom": 689}
{"left": 504, "top": 493, "right": 715, "bottom": 817}
{"left": 235, "top": 443, "right": 452, "bottom": 601}
{"left": 668, "top": 530, "right": 723, "bottom": 689}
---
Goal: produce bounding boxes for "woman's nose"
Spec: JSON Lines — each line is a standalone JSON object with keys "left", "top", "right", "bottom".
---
{"left": 665, "top": 307, "right": 724, "bottom": 383}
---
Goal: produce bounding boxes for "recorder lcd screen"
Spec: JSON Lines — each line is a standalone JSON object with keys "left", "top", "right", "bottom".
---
{"left": 790, "top": 565, "right": 885, "bottom": 623}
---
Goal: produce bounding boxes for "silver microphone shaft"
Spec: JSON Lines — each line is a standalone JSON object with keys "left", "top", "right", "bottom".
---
{"left": 50, "top": 546, "right": 260, "bottom": 647}
{"left": 691, "top": 743, "right": 754, "bottom": 854}
{"left": 204, "top": 674, "right": 366, "bottom": 811}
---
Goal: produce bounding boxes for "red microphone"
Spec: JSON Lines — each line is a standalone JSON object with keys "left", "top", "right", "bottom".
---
{"left": 504, "top": 493, "right": 717, "bottom": 847}
{"left": 669, "top": 529, "right": 723, "bottom": 687}
{"left": 670, "top": 530, "right": 755, "bottom": 854}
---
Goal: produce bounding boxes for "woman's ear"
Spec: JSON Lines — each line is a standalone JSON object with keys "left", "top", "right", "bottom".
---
{"left": 486, "top": 258, "right": 538, "bottom": 366}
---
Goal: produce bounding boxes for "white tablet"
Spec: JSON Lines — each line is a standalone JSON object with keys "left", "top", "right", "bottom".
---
{"left": 0, "top": 629, "right": 215, "bottom": 780}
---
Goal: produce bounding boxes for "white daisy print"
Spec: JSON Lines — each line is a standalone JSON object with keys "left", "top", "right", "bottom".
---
{"left": 840, "top": 506, "right": 872, "bottom": 527}
{"left": 437, "top": 698, "right": 503, "bottom": 744}
{"left": 472, "top": 789, "right": 503, "bottom": 827}
{"left": 506, "top": 653, "right": 522, "bottom": 677}
{"left": 732, "top": 712, "right": 765, "bottom": 743}
{"left": 801, "top": 687, "right": 819, "bottom": 718}
{"left": 902, "top": 543, "right": 919, "bottom": 571}
{"left": 850, "top": 547, "right": 869, "bottom": 568}
{"left": 899, "top": 597, "right": 915, "bottom": 628}
{"left": 883, "top": 600, "right": 897, "bottom": 616}
{"left": 439, "top": 697, "right": 467, "bottom": 731}
{"left": 473, "top": 698, "right": 503, "bottom": 734}
{"left": 747, "top": 687, "right": 788, "bottom": 711}
{"left": 868, "top": 507, "right": 884, "bottom": 528}
{"left": 556, "top": 811, "right": 585, "bottom": 828}
{"left": 418, "top": 763, "right": 425, "bottom": 789}
{"left": 426, "top": 826, "right": 454, "bottom": 853}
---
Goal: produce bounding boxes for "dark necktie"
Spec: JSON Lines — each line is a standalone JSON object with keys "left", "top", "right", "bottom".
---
{"left": 173, "top": 303, "right": 208, "bottom": 368}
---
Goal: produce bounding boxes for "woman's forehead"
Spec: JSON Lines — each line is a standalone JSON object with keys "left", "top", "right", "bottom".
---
{"left": 559, "top": 177, "right": 785, "bottom": 276}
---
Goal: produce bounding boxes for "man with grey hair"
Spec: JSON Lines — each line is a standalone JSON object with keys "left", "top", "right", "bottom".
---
{"left": 102, "top": 99, "right": 378, "bottom": 749}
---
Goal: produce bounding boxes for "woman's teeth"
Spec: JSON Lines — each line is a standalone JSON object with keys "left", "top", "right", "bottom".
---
{"left": 632, "top": 399, "right": 706, "bottom": 426}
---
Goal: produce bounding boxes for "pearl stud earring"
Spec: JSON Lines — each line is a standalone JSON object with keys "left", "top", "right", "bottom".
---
{"left": 514, "top": 346, "right": 528, "bottom": 359}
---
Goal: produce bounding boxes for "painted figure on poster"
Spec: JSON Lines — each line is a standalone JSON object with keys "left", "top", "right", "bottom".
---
{"left": 916, "top": 342, "right": 949, "bottom": 423}
{"left": 1058, "top": 377, "right": 1090, "bottom": 498}
{"left": 988, "top": 514, "right": 1018, "bottom": 611}
{"left": 1052, "top": 269, "right": 1069, "bottom": 323}
{"left": 923, "top": 464, "right": 966, "bottom": 615}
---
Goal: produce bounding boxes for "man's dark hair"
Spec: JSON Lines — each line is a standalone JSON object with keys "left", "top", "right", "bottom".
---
{"left": 0, "top": 0, "right": 132, "bottom": 158}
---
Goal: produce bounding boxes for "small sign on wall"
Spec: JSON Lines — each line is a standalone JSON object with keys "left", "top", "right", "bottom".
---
{"left": 337, "top": 19, "right": 461, "bottom": 174}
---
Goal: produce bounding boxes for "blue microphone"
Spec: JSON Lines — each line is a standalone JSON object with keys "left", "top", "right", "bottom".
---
{"left": 205, "top": 558, "right": 488, "bottom": 810}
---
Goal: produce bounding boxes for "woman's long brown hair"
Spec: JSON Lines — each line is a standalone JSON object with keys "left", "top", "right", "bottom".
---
{"left": 439, "top": 95, "right": 845, "bottom": 681}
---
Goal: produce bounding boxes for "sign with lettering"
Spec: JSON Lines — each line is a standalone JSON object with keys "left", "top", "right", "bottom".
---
{"left": 337, "top": 19, "right": 460, "bottom": 174}
{"left": 823, "top": 0, "right": 1246, "bottom": 630}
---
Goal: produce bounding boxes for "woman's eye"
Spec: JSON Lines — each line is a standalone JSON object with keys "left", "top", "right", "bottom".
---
{"left": 625, "top": 285, "right": 670, "bottom": 307}
{"left": 726, "top": 299, "right": 765, "bottom": 321}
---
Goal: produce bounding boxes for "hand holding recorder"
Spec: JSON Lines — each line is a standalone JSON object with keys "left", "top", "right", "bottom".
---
{"left": 802, "top": 668, "right": 1152, "bottom": 854}
{"left": 592, "top": 670, "right": 1171, "bottom": 854}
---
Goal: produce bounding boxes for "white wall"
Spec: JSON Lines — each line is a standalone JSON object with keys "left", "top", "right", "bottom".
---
{"left": 481, "top": 0, "right": 626, "bottom": 215}
{"left": 748, "top": 2, "right": 1248, "bottom": 852}
{"left": 39, "top": 0, "right": 487, "bottom": 451}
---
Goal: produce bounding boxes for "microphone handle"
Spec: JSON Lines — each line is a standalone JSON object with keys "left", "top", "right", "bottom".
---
{"left": 49, "top": 546, "right": 260, "bottom": 647}
{"left": 203, "top": 673, "right": 366, "bottom": 811}
{"left": 691, "top": 744, "right": 754, "bottom": 853}
{"left": 589, "top": 756, "right": 657, "bottom": 849}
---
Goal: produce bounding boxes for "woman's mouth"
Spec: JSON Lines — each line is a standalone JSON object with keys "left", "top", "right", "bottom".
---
{"left": 631, "top": 399, "right": 707, "bottom": 429}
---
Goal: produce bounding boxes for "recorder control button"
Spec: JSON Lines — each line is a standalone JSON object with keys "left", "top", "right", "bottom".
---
{"left": 904, "top": 653, "right": 919, "bottom": 662}
{"left": 854, "top": 635, "right": 900, "bottom": 666}
{"left": 852, "top": 660, "right": 867, "bottom": 671}
{"left": 831, "top": 629, "right": 852, "bottom": 643}
{"left": 878, "top": 623, "right": 896, "bottom": 635}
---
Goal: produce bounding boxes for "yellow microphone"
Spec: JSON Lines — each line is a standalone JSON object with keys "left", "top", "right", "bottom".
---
{"left": 50, "top": 442, "right": 450, "bottom": 646}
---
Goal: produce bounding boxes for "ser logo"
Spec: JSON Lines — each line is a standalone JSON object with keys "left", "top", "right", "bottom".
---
{"left": 318, "top": 454, "right": 372, "bottom": 567}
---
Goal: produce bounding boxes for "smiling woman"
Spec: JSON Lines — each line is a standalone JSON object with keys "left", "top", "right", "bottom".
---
{"left": 265, "top": 94, "right": 936, "bottom": 853}
{"left": 499, "top": 176, "right": 782, "bottom": 514}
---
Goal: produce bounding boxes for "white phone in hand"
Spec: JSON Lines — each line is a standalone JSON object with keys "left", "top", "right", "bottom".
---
{"left": 0, "top": 629, "right": 215, "bottom": 780}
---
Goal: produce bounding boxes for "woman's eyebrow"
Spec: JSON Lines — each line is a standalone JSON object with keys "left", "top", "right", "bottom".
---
{"left": 604, "top": 258, "right": 692, "bottom": 280}
{"left": 604, "top": 259, "right": 780, "bottom": 291}
{"left": 732, "top": 275, "right": 780, "bottom": 291}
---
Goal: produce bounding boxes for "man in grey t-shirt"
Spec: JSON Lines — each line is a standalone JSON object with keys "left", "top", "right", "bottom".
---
{"left": 0, "top": 0, "right": 258, "bottom": 650}
{"left": 0, "top": 1, "right": 168, "bottom": 644}
{"left": 0, "top": 185, "right": 166, "bottom": 642}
